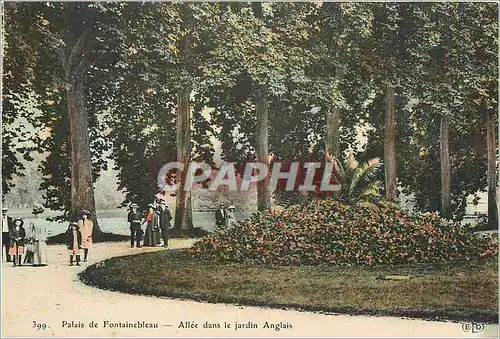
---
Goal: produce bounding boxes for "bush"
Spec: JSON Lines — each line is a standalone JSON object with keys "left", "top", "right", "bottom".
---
{"left": 189, "top": 199, "right": 498, "bottom": 266}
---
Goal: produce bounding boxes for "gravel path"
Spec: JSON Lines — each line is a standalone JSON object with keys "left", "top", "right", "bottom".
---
{"left": 2, "top": 240, "right": 497, "bottom": 338}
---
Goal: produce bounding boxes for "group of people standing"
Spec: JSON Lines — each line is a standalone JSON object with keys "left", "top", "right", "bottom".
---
{"left": 1, "top": 205, "right": 93, "bottom": 267}
{"left": 2, "top": 205, "right": 49, "bottom": 267}
{"left": 215, "top": 203, "right": 237, "bottom": 229}
{"left": 66, "top": 210, "right": 94, "bottom": 266}
{"left": 127, "top": 199, "right": 172, "bottom": 248}
{"left": 2, "top": 200, "right": 239, "bottom": 267}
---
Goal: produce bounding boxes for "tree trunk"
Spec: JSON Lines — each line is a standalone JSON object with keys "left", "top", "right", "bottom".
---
{"left": 252, "top": 2, "right": 270, "bottom": 211}
{"left": 384, "top": 85, "right": 397, "bottom": 201}
{"left": 486, "top": 109, "right": 498, "bottom": 230}
{"left": 174, "top": 7, "right": 194, "bottom": 230}
{"left": 65, "top": 79, "right": 101, "bottom": 238}
{"left": 174, "top": 87, "right": 194, "bottom": 230}
{"left": 325, "top": 106, "right": 340, "bottom": 160}
{"left": 255, "top": 86, "right": 271, "bottom": 211}
{"left": 440, "top": 114, "right": 451, "bottom": 219}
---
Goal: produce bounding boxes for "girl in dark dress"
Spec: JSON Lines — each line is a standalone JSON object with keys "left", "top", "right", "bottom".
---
{"left": 9, "top": 218, "right": 26, "bottom": 267}
{"left": 67, "top": 222, "right": 82, "bottom": 266}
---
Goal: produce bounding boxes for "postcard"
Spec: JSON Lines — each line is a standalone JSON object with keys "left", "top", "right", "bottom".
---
{"left": 2, "top": 1, "right": 498, "bottom": 338}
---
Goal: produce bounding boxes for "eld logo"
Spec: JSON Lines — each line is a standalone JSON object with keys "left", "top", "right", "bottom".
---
{"left": 462, "top": 322, "right": 484, "bottom": 333}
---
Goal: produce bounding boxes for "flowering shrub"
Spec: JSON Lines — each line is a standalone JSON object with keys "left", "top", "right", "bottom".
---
{"left": 189, "top": 199, "right": 498, "bottom": 266}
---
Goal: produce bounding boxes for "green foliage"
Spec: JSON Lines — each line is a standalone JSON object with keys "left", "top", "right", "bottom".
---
{"left": 334, "top": 155, "right": 383, "bottom": 204}
{"left": 190, "top": 199, "right": 498, "bottom": 266}
{"left": 358, "top": 3, "right": 497, "bottom": 219}
{"left": 3, "top": 2, "right": 497, "bottom": 225}
{"left": 3, "top": 2, "right": 117, "bottom": 219}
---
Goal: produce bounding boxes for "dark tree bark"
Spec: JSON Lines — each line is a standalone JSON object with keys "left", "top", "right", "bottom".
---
{"left": 61, "top": 4, "right": 101, "bottom": 238}
{"left": 384, "top": 85, "right": 397, "bottom": 201}
{"left": 174, "top": 87, "right": 194, "bottom": 230}
{"left": 486, "top": 109, "right": 498, "bottom": 230}
{"left": 255, "top": 86, "right": 271, "bottom": 211}
{"left": 325, "top": 106, "right": 340, "bottom": 160}
{"left": 252, "top": 2, "right": 271, "bottom": 212}
{"left": 66, "top": 81, "right": 98, "bottom": 228}
{"left": 174, "top": 8, "right": 194, "bottom": 230}
{"left": 440, "top": 114, "right": 451, "bottom": 219}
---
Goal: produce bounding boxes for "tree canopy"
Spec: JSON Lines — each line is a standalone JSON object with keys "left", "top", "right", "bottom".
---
{"left": 3, "top": 2, "right": 497, "bottom": 229}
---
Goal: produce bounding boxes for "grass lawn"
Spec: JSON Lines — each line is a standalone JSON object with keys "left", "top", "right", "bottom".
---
{"left": 79, "top": 249, "right": 498, "bottom": 323}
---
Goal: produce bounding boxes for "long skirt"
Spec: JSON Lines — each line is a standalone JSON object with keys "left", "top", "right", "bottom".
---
{"left": 34, "top": 240, "right": 48, "bottom": 266}
{"left": 144, "top": 226, "right": 160, "bottom": 246}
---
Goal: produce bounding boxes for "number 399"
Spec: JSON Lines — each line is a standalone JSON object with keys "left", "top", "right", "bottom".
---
{"left": 33, "top": 321, "right": 48, "bottom": 330}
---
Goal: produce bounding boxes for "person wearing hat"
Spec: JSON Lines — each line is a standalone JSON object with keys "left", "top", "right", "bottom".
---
{"left": 215, "top": 203, "right": 227, "bottom": 229}
{"left": 78, "top": 210, "right": 93, "bottom": 262}
{"left": 226, "top": 205, "right": 237, "bottom": 228}
{"left": 143, "top": 203, "right": 160, "bottom": 247}
{"left": 157, "top": 200, "right": 172, "bottom": 248}
{"left": 127, "top": 203, "right": 142, "bottom": 248}
{"left": 67, "top": 222, "right": 82, "bottom": 266}
{"left": 9, "top": 218, "right": 26, "bottom": 267}
{"left": 2, "top": 207, "right": 13, "bottom": 262}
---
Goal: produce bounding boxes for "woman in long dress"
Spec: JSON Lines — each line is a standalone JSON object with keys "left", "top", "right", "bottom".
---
{"left": 30, "top": 204, "right": 49, "bottom": 266}
{"left": 227, "top": 205, "right": 238, "bottom": 228}
{"left": 23, "top": 222, "right": 36, "bottom": 265}
{"left": 78, "top": 210, "right": 93, "bottom": 262}
{"left": 143, "top": 204, "right": 160, "bottom": 246}
{"left": 33, "top": 223, "right": 49, "bottom": 266}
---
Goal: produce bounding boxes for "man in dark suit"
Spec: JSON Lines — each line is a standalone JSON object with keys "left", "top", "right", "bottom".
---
{"left": 127, "top": 203, "right": 142, "bottom": 248}
{"left": 2, "top": 207, "right": 13, "bottom": 262}
{"left": 215, "top": 203, "right": 227, "bottom": 228}
{"left": 158, "top": 201, "right": 172, "bottom": 247}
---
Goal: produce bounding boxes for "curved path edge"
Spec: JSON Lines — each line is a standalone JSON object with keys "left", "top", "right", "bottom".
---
{"left": 2, "top": 240, "right": 498, "bottom": 338}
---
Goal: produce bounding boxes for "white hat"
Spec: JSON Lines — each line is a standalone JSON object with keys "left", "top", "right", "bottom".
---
{"left": 228, "top": 205, "right": 235, "bottom": 210}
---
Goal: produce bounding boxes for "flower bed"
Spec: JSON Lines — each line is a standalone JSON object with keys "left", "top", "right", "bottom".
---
{"left": 190, "top": 199, "right": 498, "bottom": 265}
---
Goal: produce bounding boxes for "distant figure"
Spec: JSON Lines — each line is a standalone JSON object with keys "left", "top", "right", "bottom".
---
{"left": 226, "top": 205, "right": 237, "bottom": 228}
{"left": 215, "top": 203, "right": 227, "bottom": 229}
{"left": 32, "top": 204, "right": 48, "bottom": 266}
{"left": 23, "top": 223, "right": 36, "bottom": 265}
{"left": 158, "top": 201, "right": 172, "bottom": 248}
{"left": 67, "top": 222, "right": 82, "bottom": 266}
{"left": 78, "top": 210, "right": 93, "bottom": 262}
{"left": 9, "top": 218, "right": 26, "bottom": 267}
{"left": 143, "top": 204, "right": 160, "bottom": 246}
{"left": 2, "top": 207, "right": 13, "bottom": 262}
{"left": 127, "top": 203, "right": 142, "bottom": 248}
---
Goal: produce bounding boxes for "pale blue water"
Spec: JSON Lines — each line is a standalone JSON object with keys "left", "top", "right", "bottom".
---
{"left": 8, "top": 210, "right": 254, "bottom": 236}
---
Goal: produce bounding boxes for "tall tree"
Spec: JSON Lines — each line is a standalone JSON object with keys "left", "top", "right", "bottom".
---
{"left": 384, "top": 84, "right": 397, "bottom": 201}
{"left": 251, "top": 2, "right": 271, "bottom": 211}
{"left": 440, "top": 114, "right": 451, "bottom": 218}
{"left": 174, "top": 6, "right": 195, "bottom": 229}
{"left": 3, "top": 3, "right": 115, "bottom": 234}
{"left": 486, "top": 108, "right": 497, "bottom": 229}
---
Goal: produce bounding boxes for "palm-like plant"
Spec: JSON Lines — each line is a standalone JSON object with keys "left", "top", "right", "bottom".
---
{"left": 332, "top": 154, "right": 383, "bottom": 205}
